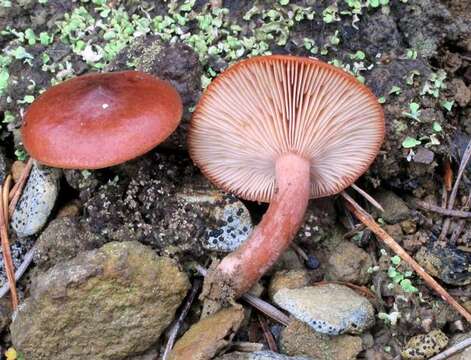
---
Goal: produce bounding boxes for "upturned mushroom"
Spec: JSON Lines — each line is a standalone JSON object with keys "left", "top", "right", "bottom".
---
{"left": 22, "top": 70, "right": 182, "bottom": 169}
{"left": 189, "top": 55, "right": 384, "bottom": 302}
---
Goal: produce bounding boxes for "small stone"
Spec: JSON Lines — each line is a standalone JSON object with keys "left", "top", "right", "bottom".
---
{"left": 273, "top": 284, "right": 375, "bottom": 335}
{"left": 415, "top": 246, "right": 471, "bottom": 285}
{"left": 449, "top": 331, "right": 471, "bottom": 360}
{"left": 11, "top": 162, "right": 61, "bottom": 237}
{"left": 169, "top": 306, "right": 245, "bottom": 360}
{"left": 11, "top": 241, "right": 190, "bottom": 360}
{"left": 271, "top": 249, "right": 304, "bottom": 273}
{"left": 217, "top": 351, "right": 312, "bottom": 360}
{"left": 0, "top": 147, "right": 10, "bottom": 184}
{"left": 34, "top": 217, "right": 105, "bottom": 270}
{"left": 325, "top": 241, "right": 373, "bottom": 285}
{"left": 0, "top": 298, "right": 12, "bottom": 333}
{"left": 451, "top": 79, "right": 471, "bottom": 107}
{"left": 10, "top": 160, "right": 25, "bottom": 184}
{"left": 413, "top": 148, "right": 434, "bottom": 164}
{"left": 401, "top": 329, "right": 448, "bottom": 360}
{"left": 268, "top": 270, "right": 311, "bottom": 300}
{"left": 375, "top": 191, "right": 410, "bottom": 224}
{"left": 177, "top": 191, "right": 253, "bottom": 253}
{"left": 384, "top": 224, "right": 404, "bottom": 239}
{"left": 56, "top": 200, "right": 81, "bottom": 218}
{"left": 400, "top": 219, "right": 417, "bottom": 235}
{"left": 280, "top": 320, "right": 363, "bottom": 360}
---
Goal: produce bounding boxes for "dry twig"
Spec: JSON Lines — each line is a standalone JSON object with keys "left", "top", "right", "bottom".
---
{"left": 258, "top": 314, "right": 278, "bottom": 352}
{"left": 415, "top": 200, "right": 471, "bottom": 218}
{"left": 2, "top": 176, "right": 11, "bottom": 222}
{"left": 450, "top": 192, "right": 471, "bottom": 245}
{"left": 162, "top": 278, "right": 202, "bottom": 360}
{"left": 195, "top": 265, "right": 291, "bottom": 326}
{"left": 439, "top": 140, "right": 471, "bottom": 241}
{"left": 0, "top": 244, "right": 36, "bottom": 298}
{"left": 342, "top": 192, "right": 471, "bottom": 324}
{"left": 351, "top": 184, "right": 384, "bottom": 212}
{"left": 443, "top": 160, "right": 453, "bottom": 192}
{"left": 9, "top": 157, "right": 33, "bottom": 216}
{"left": 0, "top": 182, "right": 18, "bottom": 309}
{"left": 429, "top": 336, "right": 471, "bottom": 360}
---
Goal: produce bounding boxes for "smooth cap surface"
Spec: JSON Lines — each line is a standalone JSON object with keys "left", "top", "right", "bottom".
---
{"left": 22, "top": 71, "right": 182, "bottom": 169}
{"left": 189, "top": 55, "right": 384, "bottom": 202}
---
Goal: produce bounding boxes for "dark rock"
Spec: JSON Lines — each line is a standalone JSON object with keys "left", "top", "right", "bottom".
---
{"left": 366, "top": 59, "right": 431, "bottom": 100}
{"left": 413, "top": 148, "right": 435, "bottom": 164}
{"left": 415, "top": 245, "right": 471, "bottom": 286}
{"left": 82, "top": 152, "right": 251, "bottom": 260}
{"left": 34, "top": 217, "right": 105, "bottom": 271}
{"left": 0, "top": 298, "right": 12, "bottom": 333}
{"left": 375, "top": 191, "right": 410, "bottom": 224}
{"left": 11, "top": 241, "right": 190, "bottom": 360}
{"left": 393, "top": 0, "right": 465, "bottom": 58}
{"left": 0, "top": 147, "right": 9, "bottom": 184}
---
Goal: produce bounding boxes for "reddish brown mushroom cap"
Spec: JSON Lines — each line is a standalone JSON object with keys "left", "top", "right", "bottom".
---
{"left": 22, "top": 71, "right": 182, "bottom": 169}
{"left": 189, "top": 55, "right": 384, "bottom": 202}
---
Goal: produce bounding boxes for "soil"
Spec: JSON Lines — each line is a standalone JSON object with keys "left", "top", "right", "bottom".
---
{"left": 0, "top": 0, "right": 471, "bottom": 359}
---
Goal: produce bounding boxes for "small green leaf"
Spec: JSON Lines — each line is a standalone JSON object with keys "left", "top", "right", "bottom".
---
{"left": 391, "top": 255, "right": 401, "bottom": 265}
{"left": 402, "top": 137, "right": 421, "bottom": 148}
{"left": 15, "top": 149, "right": 27, "bottom": 161}
{"left": 39, "top": 32, "right": 52, "bottom": 45}
{"left": 409, "top": 102, "right": 420, "bottom": 113}
{"left": 432, "top": 122, "right": 442, "bottom": 132}
{"left": 279, "top": 0, "right": 289, "bottom": 5}
{"left": 18, "top": 95, "right": 35, "bottom": 104}
{"left": 349, "top": 50, "right": 365, "bottom": 60}
{"left": 24, "top": 28, "right": 36, "bottom": 45}
{"left": 441, "top": 100, "right": 454, "bottom": 112}
{"left": 389, "top": 85, "right": 401, "bottom": 95}
{"left": 0, "top": 69, "right": 9, "bottom": 95}
{"left": 400, "top": 278, "right": 418, "bottom": 293}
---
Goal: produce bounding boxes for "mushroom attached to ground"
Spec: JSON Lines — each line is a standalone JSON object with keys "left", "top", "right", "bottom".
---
{"left": 189, "top": 55, "right": 384, "bottom": 303}
{"left": 22, "top": 71, "right": 182, "bottom": 169}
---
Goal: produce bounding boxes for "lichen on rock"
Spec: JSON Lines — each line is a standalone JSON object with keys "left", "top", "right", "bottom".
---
{"left": 11, "top": 241, "right": 190, "bottom": 360}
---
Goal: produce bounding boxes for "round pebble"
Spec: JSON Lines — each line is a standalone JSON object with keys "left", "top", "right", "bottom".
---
{"left": 11, "top": 162, "right": 61, "bottom": 237}
{"left": 273, "top": 284, "right": 375, "bottom": 335}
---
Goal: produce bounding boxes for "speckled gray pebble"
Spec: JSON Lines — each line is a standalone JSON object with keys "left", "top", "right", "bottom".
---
{"left": 11, "top": 163, "right": 61, "bottom": 237}
{"left": 177, "top": 191, "right": 252, "bottom": 252}
{"left": 0, "top": 147, "right": 9, "bottom": 184}
{"left": 273, "top": 284, "right": 375, "bottom": 335}
{"left": 217, "top": 351, "right": 312, "bottom": 360}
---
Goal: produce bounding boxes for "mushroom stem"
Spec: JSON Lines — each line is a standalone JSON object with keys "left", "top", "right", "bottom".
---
{"left": 204, "top": 153, "right": 311, "bottom": 302}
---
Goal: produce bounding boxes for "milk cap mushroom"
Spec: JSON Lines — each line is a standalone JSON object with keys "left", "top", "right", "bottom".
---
{"left": 189, "top": 55, "right": 384, "bottom": 302}
{"left": 22, "top": 71, "right": 182, "bottom": 169}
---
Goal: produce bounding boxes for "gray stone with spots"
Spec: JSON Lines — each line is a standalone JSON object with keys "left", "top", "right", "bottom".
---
{"left": 273, "top": 284, "right": 375, "bottom": 335}
{"left": 11, "top": 162, "right": 61, "bottom": 237}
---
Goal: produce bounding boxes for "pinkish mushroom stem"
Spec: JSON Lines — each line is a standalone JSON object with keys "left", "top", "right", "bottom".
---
{"left": 204, "top": 153, "right": 310, "bottom": 301}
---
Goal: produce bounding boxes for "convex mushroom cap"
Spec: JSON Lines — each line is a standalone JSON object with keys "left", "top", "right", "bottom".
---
{"left": 189, "top": 55, "right": 384, "bottom": 202}
{"left": 22, "top": 71, "right": 182, "bottom": 169}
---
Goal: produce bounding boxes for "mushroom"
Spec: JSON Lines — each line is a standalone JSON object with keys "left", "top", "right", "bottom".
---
{"left": 189, "top": 55, "right": 384, "bottom": 302}
{"left": 22, "top": 71, "right": 182, "bottom": 169}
